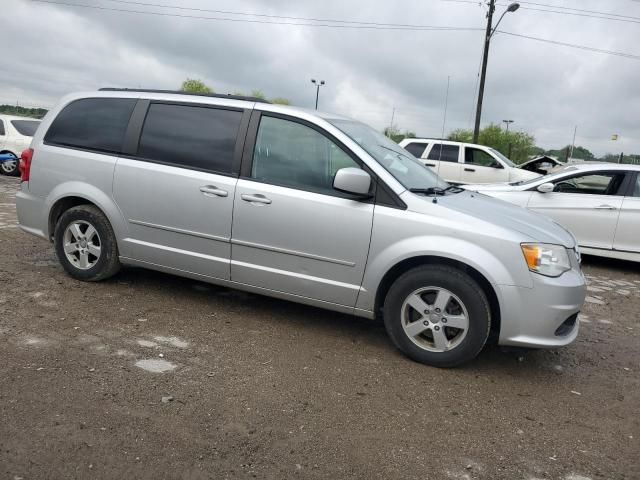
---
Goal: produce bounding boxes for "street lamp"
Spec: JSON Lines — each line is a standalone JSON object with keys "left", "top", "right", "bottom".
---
{"left": 502, "top": 119, "right": 514, "bottom": 132}
{"left": 311, "top": 79, "right": 325, "bottom": 110}
{"left": 472, "top": 1, "right": 520, "bottom": 143}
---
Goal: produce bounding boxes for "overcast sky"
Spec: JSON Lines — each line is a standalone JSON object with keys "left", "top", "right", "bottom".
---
{"left": 4, "top": 0, "right": 640, "bottom": 156}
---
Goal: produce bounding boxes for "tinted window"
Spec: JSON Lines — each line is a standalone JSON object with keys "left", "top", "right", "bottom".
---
{"left": 251, "top": 116, "right": 360, "bottom": 194}
{"left": 11, "top": 120, "right": 41, "bottom": 137}
{"left": 427, "top": 144, "right": 459, "bottom": 162}
{"left": 137, "top": 103, "right": 242, "bottom": 173}
{"left": 0, "top": 120, "right": 4, "bottom": 136}
{"left": 45, "top": 98, "right": 136, "bottom": 153}
{"left": 633, "top": 175, "right": 640, "bottom": 197}
{"left": 403, "top": 142, "right": 428, "bottom": 158}
{"left": 465, "top": 147, "right": 501, "bottom": 168}
{"left": 553, "top": 173, "right": 625, "bottom": 195}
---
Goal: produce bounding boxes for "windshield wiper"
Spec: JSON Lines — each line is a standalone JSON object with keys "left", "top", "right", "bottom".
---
{"left": 409, "top": 185, "right": 462, "bottom": 196}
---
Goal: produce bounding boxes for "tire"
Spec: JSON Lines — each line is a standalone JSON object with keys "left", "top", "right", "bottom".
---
{"left": 0, "top": 153, "right": 19, "bottom": 176}
{"left": 54, "top": 205, "right": 121, "bottom": 281}
{"left": 383, "top": 265, "right": 491, "bottom": 368}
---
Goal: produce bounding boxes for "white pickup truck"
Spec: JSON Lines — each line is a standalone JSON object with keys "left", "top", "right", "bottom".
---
{"left": 399, "top": 138, "right": 540, "bottom": 185}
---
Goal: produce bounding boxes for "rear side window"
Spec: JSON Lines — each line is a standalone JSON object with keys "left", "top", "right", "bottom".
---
{"left": 403, "top": 142, "right": 428, "bottom": 158}
{"left": 11, "top": 120, "right": 41, "bottom": 137}
{"left": 632, "top": 175, "right": 640, "bottom": 197}
{"left": 45, "top": 98, "right": 136, "bottom": 154}
{"left": 0, "top": 120, "right": 5, "bottom": 136}
{"left": 137, "top": 103, "right": 242, "bottom": 174}
{"left": 427, "top": 144, "right": 459, "bottom": 162}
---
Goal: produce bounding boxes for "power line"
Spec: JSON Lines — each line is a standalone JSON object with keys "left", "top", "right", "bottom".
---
{"left": 442, "top": 0, "right": 640, "bottom": 24}
{"left": 497, "top": 30, "right": 640, "bottom": 60}
{"left": 30, "top": 0, "right": 483, "bottom": 31}
{"left": 30, "top": 0, "right": 640, "bottom": 61}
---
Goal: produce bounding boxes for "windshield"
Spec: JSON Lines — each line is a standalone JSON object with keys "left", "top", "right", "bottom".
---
{"left": 511, "top": 165, "right": 580, "bottom": 186}
{"left": 328, "top": 119, "right": 446, "bottom": 191}
{"left": 489, "top": 148, "right": 516, "bottom": 168}
{"left": 11, "top": 120, "right": 41, "bottom": 137}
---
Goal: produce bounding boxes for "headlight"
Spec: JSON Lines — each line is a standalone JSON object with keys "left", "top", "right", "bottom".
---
{"left": 521, "top": 243, "right": 571, "bottom": 277}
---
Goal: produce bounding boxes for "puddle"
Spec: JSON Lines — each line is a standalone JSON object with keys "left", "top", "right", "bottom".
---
{"left": 154, "top": 336, "right": 189, "bottom": 348}
{"left": 134, "top": 359, "right": 177, "bottom": 373}
{"left": 585, "top": 296, "right": 605, "bottom": 305}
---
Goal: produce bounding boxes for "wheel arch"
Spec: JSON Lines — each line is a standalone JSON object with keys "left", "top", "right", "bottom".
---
{"left": 45, "top": 183, "right": 127, "bottom": 242}
{"left": 374, "top": 255, "right": 502, "bottom": 343}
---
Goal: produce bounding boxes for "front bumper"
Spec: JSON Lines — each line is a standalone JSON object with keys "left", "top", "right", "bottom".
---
{"left": 497, "top": 268, "right": 586, "bottom": 348}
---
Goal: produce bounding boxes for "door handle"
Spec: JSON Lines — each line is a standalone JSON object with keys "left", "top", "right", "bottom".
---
{"left": 464, "top": 168, "right": 476, "bottom": 172}
{"left": 424, "top": 163, "right": 436, "bottom": 167}
{"left": 241, "top": 193, "right": 272, "bottom": 205}
{"left": 595, "top": 205, "right": 617, "bottom": 210}
{"left": 199, "top": 185, "right": 228, "bottom": 197}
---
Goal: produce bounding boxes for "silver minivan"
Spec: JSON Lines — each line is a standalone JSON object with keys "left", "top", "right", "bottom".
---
{"left": 16, "top": 89, "right": 586, "bottom": 367}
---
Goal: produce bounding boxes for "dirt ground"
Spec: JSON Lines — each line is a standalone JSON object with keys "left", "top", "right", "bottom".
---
{"left": 0, "top": 174, "right": 638, "bottom": 480}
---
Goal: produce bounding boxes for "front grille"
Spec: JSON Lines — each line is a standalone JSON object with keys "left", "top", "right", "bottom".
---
{"left": 555, "top": 313, "right": 578, "bottom": 337}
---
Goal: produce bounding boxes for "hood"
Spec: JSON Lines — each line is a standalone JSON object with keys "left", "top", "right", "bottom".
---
{"left": 509, "top": 168, "right": 541, "bottom": 182}
{"left": 423, "top": 190, "right": 575, "bottom": 247}
{"left": 461, "top": 182, "right": 520, "bottom": 192}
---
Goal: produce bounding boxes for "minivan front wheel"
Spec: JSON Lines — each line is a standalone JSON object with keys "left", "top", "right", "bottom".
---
{"left": 54, "top": 205, "right": 121, "bottom": 281}
{"left": 383, "top": 265, "right": 491, "bottom": 367}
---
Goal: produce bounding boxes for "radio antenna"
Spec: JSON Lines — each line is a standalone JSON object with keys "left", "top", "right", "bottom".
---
{"left": 435, "top": 75, "right": 451, "bottom": 195}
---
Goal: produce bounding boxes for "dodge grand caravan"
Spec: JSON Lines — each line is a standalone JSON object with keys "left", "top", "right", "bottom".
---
{"left": 16, "top": 89, "right": 586, "bottom": 367}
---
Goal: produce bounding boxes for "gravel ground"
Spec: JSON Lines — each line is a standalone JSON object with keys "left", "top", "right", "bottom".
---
{"left": 0, "top": 175, "right": 638, "bottom": 480}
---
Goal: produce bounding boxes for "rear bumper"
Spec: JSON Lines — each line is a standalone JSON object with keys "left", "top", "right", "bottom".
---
{"left": 497, "top": 268, "right": 586, "bottom": 348}
{"left": 16, "top": 187, "right": 47, "bottom": 240}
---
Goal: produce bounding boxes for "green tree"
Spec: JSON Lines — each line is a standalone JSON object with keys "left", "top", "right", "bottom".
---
{"left": 180, "top": 78, "right": 213, "bottom": 94}
{"left": 384, "top": 125, "right": 416, "bottom": 143}
{"left": 271, "top": 97, "right": 291, "bottom": 105}
{"left": 546, "top": 145, "right": 594, "bottom": 161}
{"left": 446, "top": 124, "right": 536, "bottom": 164}
{"left": 250, "top": 90, "right": 266, "bottom": 100}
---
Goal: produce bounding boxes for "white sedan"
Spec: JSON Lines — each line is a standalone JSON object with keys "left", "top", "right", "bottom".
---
{"left": 463, "top": 163, "right": 640, "bottom": 262}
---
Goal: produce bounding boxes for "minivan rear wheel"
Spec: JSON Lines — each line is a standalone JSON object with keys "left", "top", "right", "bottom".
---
{"left": 383, "top": 265, "right": 491, "bottom": 368}
{"left": 54, "top": 205, "right": 120, "bottom": 281}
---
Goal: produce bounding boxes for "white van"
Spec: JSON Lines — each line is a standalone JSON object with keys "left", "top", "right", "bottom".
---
{"left": 398, "top": 138, "right": 540, "bottom": 185}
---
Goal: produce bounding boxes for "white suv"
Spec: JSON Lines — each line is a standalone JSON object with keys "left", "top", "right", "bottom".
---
{"left": 0, "top": 114, "right": 41, "bottom": 176}
{"left": 399, "top": 138, "right": 540, "bottom": 185}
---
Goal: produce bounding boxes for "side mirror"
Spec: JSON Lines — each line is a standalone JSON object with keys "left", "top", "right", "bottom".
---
{"left": 537, "top": 182, "right": 555, "bottom": 193}
{"left": 333, "top": 168, "right": 371, "bottom": 196}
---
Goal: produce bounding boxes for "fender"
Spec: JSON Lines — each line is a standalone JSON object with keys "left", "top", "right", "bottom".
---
{"left": 356, "top": 234, "right": 532, "bottom": 313}
{"left": 44, "top": 181, "right": 129, "bottom": 241}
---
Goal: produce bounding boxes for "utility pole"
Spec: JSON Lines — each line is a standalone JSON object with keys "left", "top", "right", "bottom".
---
{"left": 473, "top": 0, "right": 496, "bottom": 144}
{"left": 310, "top": 79, "right": 325, "bottom": 110}
{"left": 387, "top": 107, "right": 396, "bottom": 138}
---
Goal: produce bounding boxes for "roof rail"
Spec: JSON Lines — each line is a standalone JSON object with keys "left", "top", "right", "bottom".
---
{"left": 98, "top": 88, "right": 271, "bottom": 103}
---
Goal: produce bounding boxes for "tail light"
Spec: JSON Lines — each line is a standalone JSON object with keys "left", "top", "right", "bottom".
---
{"left": 19, "top": 148, "right": 33, "bottom": 182}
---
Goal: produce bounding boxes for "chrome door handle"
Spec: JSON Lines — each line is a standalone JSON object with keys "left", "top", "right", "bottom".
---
{"left": 595, "top": 205, "right": 617, "bottom": 210}
{"left": 199, "top": 185, "right": 228, "bottom": 197}
{"left": 241, "top": 193, "right": 272, "bottom": 205}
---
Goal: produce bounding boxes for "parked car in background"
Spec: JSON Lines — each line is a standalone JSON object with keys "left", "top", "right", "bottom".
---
{"left": 16, "top": 89, "right": 585, "bottom": 367}
{"left": 398, "top": 138, "right": 541, "bottom": 185}
{"left": 0, "top": 114, "right": 41, "bottom": 176}
{"left": 463, "top": 163, "right": 640, "bottom": 262}
{"left": 519, "top": 155, "right": 564, "bottom": 175}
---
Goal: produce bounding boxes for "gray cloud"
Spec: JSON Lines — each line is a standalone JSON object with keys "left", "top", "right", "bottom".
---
{"left": 3, "top": 0, "right": 639, "bottom": 156}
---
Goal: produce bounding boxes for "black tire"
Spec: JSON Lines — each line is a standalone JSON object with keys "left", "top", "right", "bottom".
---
{"left": 383, "top": 265, "right": 491, "bottom": 368}
{"left": 54, "top": 205, "right": 121, "bottom": 281}
{"left": 0, "top": 153, "right": 19, "bottom": 176}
